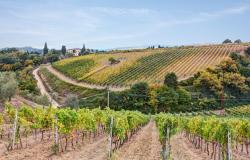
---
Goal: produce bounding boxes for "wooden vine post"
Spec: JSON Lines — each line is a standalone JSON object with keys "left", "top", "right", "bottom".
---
{"left": 162, "top": 135, "right": 167, "bottom": 160}
{"left": 108, "top": 116, "right": 113, "bottom": 160}
{"left": 54, "top": 115, "right": 59, "bottom": 154}
{"left": 162, "top": 126, "right": 170, "bottom": 160}
{"left": 226, "top": 129, "right": 232, "bottom": 160}
{"left": 12, "top": 109, "right": 18, "bottom": 150}
{"left": 167, "top": 127, "right": 171, "bottom": 159}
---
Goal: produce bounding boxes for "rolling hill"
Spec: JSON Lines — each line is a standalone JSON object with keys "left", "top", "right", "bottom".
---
{"left": 0, "top": 47, "right": 42, "bottom": 53}
{"left": 52, "top": 43, "right": 250, "bottom": 87}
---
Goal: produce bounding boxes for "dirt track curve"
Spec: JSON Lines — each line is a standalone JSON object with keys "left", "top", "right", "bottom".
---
{"left": 43, "top": 64, "right": 129, "bottom": 92}
{"left": 32, "top": 67, "right": 60, "bottom": 107}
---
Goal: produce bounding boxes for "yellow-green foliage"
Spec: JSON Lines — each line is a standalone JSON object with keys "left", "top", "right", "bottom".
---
{"left": 2, "top": 104, "right": 149, "bottom": 141}
{"left": 0, "top": 113, "right": 3, "bottom": 125}
{"left": 52, "top": 44, "right": 247, "bottom": 86}
{"left": 155, "top": 113, "right": 250, "bottom": 145}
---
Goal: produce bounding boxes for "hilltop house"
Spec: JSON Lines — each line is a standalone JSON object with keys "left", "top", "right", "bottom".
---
{"left": 67, "top": 48, "right": 81, "bottom": 56}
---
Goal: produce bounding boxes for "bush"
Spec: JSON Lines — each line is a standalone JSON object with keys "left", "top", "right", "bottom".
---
{"left": 234, "top": 39, "right": 242, "bottom": 43}
{"left": 164, "top": 72, "right": 178, "bottom": 88}
{"left": 108, "top": 57, "right": 120, "bottom": 65}
{"left": 222, "top": 39, "right": 232, "bottom": 44}
{"left": 63, "top": 94, "right": 79, "bottom": 109}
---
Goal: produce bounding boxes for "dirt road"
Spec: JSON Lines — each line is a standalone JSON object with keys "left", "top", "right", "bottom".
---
{"left": 32, "top": 67, "right": 60, "bottom": 107}
{"left": 44, "top": 64, "right": 129, "bottom": 92}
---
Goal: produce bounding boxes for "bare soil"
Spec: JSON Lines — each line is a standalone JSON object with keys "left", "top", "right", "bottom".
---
{"left": 114, "top": 121, "right": 161, "bottom": 160}
{"left": 171, "top": 133, "right": 250, "bottom": 160}
{"left": 1, "top": 121, "right": 248, "bottom": 160}
{"left": 171, "top": 134, "right": 210, "bottom": 160}
{"left": 0, "top": 134, "right": 108, "bottom": 160}
{"left": 32, "top": 67, "right": 60, "bottom": 107}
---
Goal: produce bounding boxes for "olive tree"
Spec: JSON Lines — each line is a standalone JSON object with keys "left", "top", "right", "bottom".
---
{"left": 35, "top": 95, "right": 50, "bottom": 107}
{"left": 64, "top": 94, "right": 79, "bottom": 109}
{"left": 0, "top": 72, "right": 18, "bottom": 102}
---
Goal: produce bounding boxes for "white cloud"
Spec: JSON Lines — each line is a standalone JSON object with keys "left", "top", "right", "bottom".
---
{"left": 0, "top": 3, "right": 249, "bottom": 48}
{"left": 2, "top": 6, "right": 156, "bottom": 37}
{"left": 223, "top": 6, "right": 249, "bottom": 14}
{"left": 200, "top": 6, "right": 249, "bottom": 17}
{"left": 159, "top": 5, "right": 249, "bottom": 28}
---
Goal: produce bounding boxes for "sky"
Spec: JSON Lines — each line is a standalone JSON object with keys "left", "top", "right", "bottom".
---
{"left": 0, "top": 0, "right": 250, "bottom": 49}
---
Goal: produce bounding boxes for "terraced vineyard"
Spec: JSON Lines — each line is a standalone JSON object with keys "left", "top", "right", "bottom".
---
{"left": 52, "top": 44, "right": 249, "bottom": 86}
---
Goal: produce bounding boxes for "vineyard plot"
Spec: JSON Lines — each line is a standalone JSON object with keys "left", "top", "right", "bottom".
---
{"left": 51, "top": 44, "right": 249, "bottom": 86}
{"left": 0, "top": 104, "right": 149, "bottom": 160}
{"left": 155, "top": 113, "right": 250, "bottom": 160}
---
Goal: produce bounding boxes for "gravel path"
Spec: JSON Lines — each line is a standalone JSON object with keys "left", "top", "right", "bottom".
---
{"left": 114, "top": 121, "right": 162, "bottom": 160}
{"left": 44, "top": 64, "right": 129, "bottom": 92}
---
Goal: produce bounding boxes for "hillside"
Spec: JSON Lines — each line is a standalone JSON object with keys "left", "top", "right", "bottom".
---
{"left": 53, "top": 44, "right": 249, "bottom": 87}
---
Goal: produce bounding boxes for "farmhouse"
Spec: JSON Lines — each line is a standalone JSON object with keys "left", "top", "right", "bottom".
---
{"left": 67, "top": 48, "right": 81, "bottom": 56}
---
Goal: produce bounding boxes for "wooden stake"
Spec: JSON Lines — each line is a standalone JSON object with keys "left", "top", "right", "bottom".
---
{"left": 227, "top": 129, "right": 231, "bottom": 160}
{"left": 162, "top": 127, "right": 170, "bottom": 160}
{"left": 12, "top": 109, "right": 18, "bottom": 150}
{"left": 162, "top": 138, "right": 167, "bottom": 160}
{"left": 54, "top": 115, "right": 59, "bottom": 147}
{"left": 108, "top": 116, "right": 113, "bottom": 159}
{"left": 167, "top": 127, "right": 171, "bottom": 160}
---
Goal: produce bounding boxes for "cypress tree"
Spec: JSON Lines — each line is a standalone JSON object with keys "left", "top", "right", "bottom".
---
{"left": 61, "top": 45, "right": 66, "bottom": 56}
{"left": 43, "top": 42, "right": 48, "bottom": 55}
{"left": 81, "top": 44, "right": 86, "bottom": 54}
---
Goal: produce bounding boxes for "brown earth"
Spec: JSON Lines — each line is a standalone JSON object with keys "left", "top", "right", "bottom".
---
{"left": 114, "top": 121, "right": 161, "bottom": 160}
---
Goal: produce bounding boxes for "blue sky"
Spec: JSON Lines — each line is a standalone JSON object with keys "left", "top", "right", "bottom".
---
{"left": 0, "top": 0, "right": 250, "bottom": 49}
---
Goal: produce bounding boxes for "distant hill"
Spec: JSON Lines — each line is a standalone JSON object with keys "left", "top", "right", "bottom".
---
{"left": 0, "top": 47, "right": 42, "bottom": 53}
